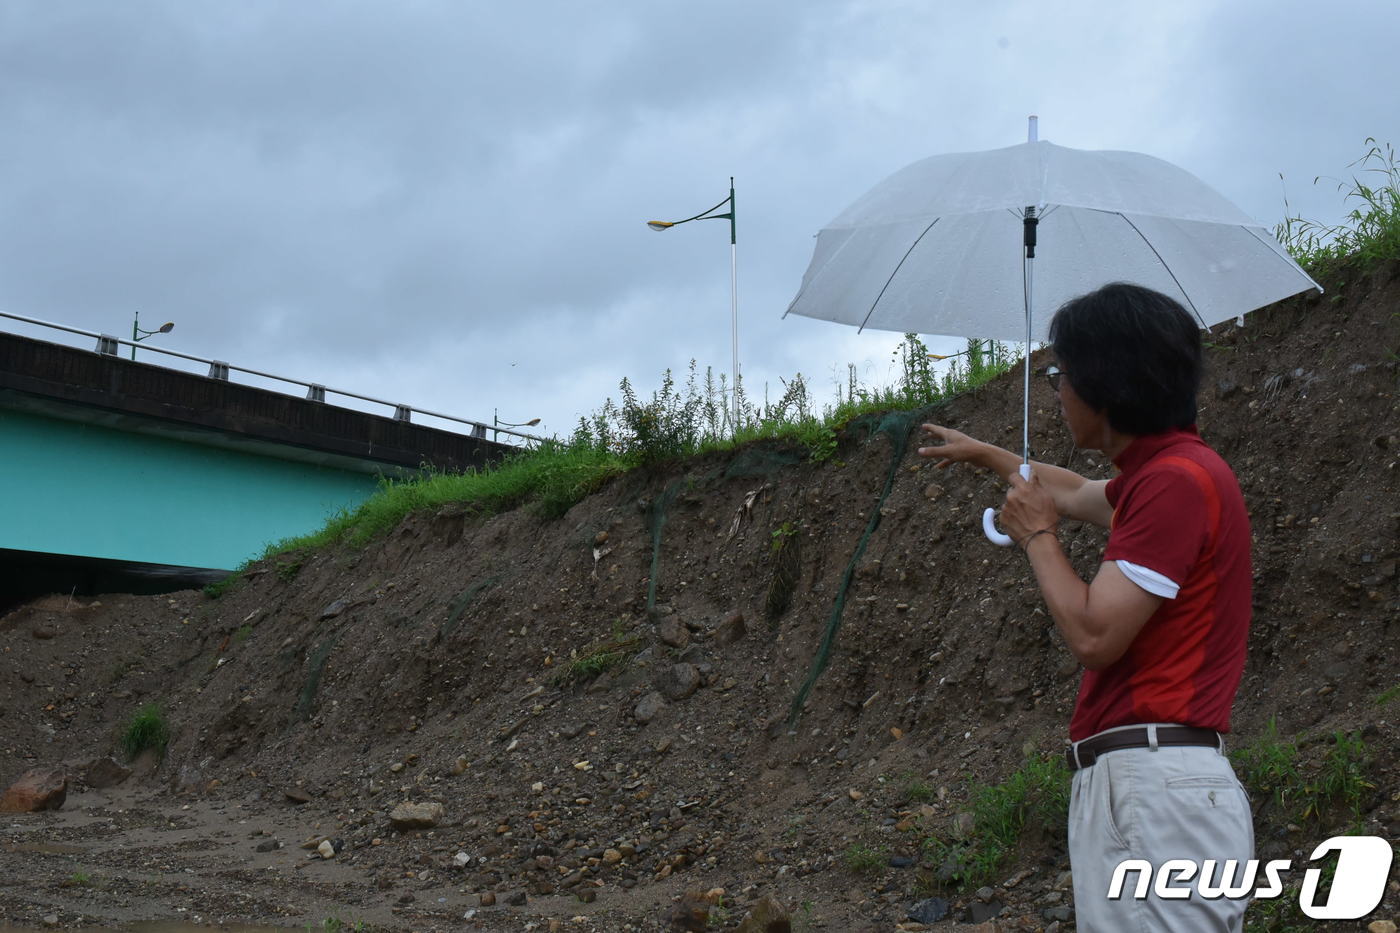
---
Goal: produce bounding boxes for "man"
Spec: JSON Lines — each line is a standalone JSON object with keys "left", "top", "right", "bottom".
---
{"left": 918, "top": 282, "right": 1254, "bottom": 931}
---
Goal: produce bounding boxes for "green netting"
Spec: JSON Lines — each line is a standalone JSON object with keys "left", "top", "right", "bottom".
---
{"left": 646, "top": 446, "right": 807, "bottom": 617}
{"left": 724, "top": 445, "right": 807, "bottom": 479}
{"left": 439, "top": 577, "right": 498, "bottom": 639}
{"left": 295, "top": 633, "right": 339, "bottom": 721}
{"left": 787, "top": 405, "right": 942, "bottom": 725}
{"left": 645, "top": 478, "right": 687, "bottom": 616}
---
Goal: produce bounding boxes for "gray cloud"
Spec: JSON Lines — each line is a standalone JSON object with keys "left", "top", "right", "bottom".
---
{"left": 2, "top": 0, "right": 1396, "bottom": 438}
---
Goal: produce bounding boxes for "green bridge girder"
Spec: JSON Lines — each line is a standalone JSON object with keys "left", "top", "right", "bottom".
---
{"left": 2, "top": 407, "right": 380, "bottom": 571}
{"left": 0, "top": 329, "right": 513, "bottom": 596}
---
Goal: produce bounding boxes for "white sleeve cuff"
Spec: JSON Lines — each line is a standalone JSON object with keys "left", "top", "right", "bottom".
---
{"left": 1115, "top": 560, "right": 1181, "bottom": 599}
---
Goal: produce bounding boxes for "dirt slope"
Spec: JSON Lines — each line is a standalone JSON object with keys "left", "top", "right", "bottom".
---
{"left": 1, "top": 258, "right": 1397, "bottom": 932}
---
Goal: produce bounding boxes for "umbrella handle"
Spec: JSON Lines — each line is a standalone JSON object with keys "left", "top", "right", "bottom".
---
{"left": 981, "top": 463, "right": 1032, "bottom": 547}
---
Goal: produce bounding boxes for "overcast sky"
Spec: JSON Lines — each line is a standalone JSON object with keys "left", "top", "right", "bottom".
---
{"left": 2, "top": 1, "right": 1396, "bottom": 441}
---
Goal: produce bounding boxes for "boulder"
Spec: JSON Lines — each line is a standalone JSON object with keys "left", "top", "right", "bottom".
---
{"left": 657, "top": 663, "right": 701, "bottom": 701}
{"left": 634, "top": 691, "right": 667, "bottom": 724}
{"left": 0, "top": 768, "right": 68, "bottom": 812}
{"left": 657, "top": 617, "right": 690, "bottom": 650}
{"left": 390, "top": 801, "right": 445, "bottom": 830}
{"left": 714, "top": 610, "right": 747, "bottom": 646}
{"left": 735, "top": 895, "right": 791, "bottom": 933}
{"left": 664, "top": 892, "right": 711, "bottom": 931}
{"left": 83, "top": 757, "right": 131, "bottom": 789}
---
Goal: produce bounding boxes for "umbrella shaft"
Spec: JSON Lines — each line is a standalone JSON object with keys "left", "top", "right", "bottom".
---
{"left": 1023, "top": 252, "right": 1033, "bottom": 466}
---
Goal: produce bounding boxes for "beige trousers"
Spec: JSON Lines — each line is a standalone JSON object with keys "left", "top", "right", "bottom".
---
{"left": 1068, "top": 730, "right": 1255, "bottom": 932}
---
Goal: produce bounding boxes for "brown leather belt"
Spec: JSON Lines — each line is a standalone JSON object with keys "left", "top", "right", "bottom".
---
{"left": 1066, "top": 725, "right": 1222, "bottom": 772}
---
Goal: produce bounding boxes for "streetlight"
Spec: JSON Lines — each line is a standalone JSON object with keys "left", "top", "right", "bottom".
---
{"left": 131, "top": 312, "right": 174, "bottom": 360}
{"left": 646, "top": 177, "right": 739, "bottom": 428}
{"left": 494, "top": 409, "right": 541, "bottom": 443}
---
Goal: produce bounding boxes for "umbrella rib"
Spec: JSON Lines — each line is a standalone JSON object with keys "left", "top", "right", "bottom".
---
{"left": 1241, "top": 224, "right": 1325, "bottom": 294}
{"left": 857, "top": 217, "right": 941, "bottom": 332}
{"left": 1111, "top": 212, "right": 1206, "bottom": 328}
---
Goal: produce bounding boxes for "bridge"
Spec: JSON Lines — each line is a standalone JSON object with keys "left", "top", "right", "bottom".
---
{"left": 0, "top": 313, "right": 526, "bottom": 606}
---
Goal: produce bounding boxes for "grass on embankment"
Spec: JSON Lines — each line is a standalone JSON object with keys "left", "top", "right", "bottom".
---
{"left": 202, "top": 336, "right": 1013, "bottom": 598}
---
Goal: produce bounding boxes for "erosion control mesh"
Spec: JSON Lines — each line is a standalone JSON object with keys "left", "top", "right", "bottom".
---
{"left": 639, "top": 415, "right": 938, "bottom": 726}
{"left": 646, "top": 446, "right": 807, "bottom": 617}
{"left": 645, "top": 479, "right": 687, "bottom": 616}
{"left": 295, "top": 634, "right": 340, "bottom": 721}
{"left": 787, "top": 406, "right": 939, "bottom": 726}
{"left": 724, "top": 446, "right": 807, "bottom": 480}
{"left": 439, "top": 578, "right": 498, "bottom": 640}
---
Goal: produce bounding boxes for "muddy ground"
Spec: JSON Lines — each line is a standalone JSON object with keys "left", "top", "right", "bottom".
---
{"left": 2, "top": 258, "right": 1398, "bottom": 932}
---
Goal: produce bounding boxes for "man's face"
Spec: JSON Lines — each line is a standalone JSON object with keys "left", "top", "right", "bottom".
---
{"left": 1056, "top": 369, "right": 1106, "bottom": 450}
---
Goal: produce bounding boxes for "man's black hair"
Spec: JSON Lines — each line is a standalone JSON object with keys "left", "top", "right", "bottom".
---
{"left": 1048, "top": 282, "right": 1202, "bottom": 435}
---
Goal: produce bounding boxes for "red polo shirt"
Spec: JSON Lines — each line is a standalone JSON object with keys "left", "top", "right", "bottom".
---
{"left": 1069, "top": 426, "right": 1252, "bottom": 741}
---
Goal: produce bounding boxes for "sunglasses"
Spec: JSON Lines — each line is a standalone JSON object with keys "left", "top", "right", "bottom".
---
{"left": 1045, "top": 366, "right": 1066, "bottom": 392}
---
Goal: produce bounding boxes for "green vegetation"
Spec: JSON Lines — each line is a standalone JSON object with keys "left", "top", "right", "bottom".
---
{"left": 191, "top": 333, "right": 1013, "bottom": 597}
{"left": 237, "top": 335, "right": 1013, "bottom": 569}
{"left": 1304, "top": 730, "right": 1372, "bottom": 823}
{"left": 769, "top": 521, "right": 797, "bottom": 553}
{"left": 553, "top": 646, "right": 630, "bottom": 684}
{"left": 276, "top": 555, "right": 305, "bottom": 582}
{"left": 1376, "top": 682, "right": 1400, "bottom": 706}
{"left": 923, "top": 752, "right": 1070, "bottom": 890}
{"left": 902, "top": 775, "right": 935, "bottom": 804}
{"left": 1230, "top": 717, "right": 1300, "bottom": 810}
{"left": 706, "top": 893, "right": 730, "bottom": 927}
{"left": 794, "top": 900, "right": 818, "bottom": 933}
{"left": 843, "top": 841, "right": 889, "bottom": 875}
{"left": 1231, "top": 720, "right": 1373, "bottom": 824}
{"left": 1245, "top": 886, "right": 1311, "bottom": 933}
{"left": 1276, "top": 137, "right": 1400, "bottom": 273}
{"left": 65, "top": 870, "right": 94, "bottom": 888}
{"left": 233, "top": 624, "right": 253, "bottom": 644}
{"left": 270, "top": 440, "right": 625, "bottom": 555}
{"left": 120, "top": 703, "right": 171, "bottom": 761}
{"left": 1245, "top": 828, "right": 1359, "bottom": 932}
{"left": 552, "top": 622, "right": 640, "bottom": 686}
{"left": 765, "top": 519, "right": 802, "bottom": 621}
{"left": 203, "top": 571, "right": 241, "bottom": 599}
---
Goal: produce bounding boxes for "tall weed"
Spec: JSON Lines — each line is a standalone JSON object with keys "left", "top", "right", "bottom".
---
{"left": 1275, "top": 137, "right": 1400, "bottom": 272}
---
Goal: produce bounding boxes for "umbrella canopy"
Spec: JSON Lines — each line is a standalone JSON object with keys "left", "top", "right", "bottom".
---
{"left": 785, "top": 138, "right": 1321, "bottom": 341}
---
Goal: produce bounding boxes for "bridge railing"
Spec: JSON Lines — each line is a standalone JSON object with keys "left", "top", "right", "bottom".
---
{"left": 0, "top": 310, "right": 544, "bottom": 445}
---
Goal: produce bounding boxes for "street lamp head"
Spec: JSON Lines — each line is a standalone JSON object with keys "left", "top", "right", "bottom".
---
{"left": 157, "top": 322, "right": 175, "bottom": 334}
{"left": 646, "top": 221, "right": 674, "bottom": 231}
{"left": 525, "top": 418, "right": 541, "bottom": 427}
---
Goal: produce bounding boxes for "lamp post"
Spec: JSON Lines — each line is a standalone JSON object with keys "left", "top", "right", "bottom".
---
{"left": 494, "top": 409, "right": 541, "bottom": 443}
{"left": 131, "top": 312, "right": 174, "bottom": 360}
{"left": 646, "top": 177, "right": 739, "bottom": 429}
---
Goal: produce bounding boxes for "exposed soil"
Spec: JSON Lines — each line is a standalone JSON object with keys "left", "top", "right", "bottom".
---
{"left": 2, "top": 259, "right": 1398, "bottom": 932}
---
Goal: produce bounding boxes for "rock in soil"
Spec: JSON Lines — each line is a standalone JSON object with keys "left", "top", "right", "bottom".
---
{"left": 0, "top": 768, "right": 67, "bottom": 812}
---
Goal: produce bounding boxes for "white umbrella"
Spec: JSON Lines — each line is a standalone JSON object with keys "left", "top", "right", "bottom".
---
{"left": 785, "top": 117, "right": 1321, "bottom": 544}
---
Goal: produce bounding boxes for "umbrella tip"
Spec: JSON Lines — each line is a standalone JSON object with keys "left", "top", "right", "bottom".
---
{"left": 1027, "top": 115, "right": 1038, "bottom": 142}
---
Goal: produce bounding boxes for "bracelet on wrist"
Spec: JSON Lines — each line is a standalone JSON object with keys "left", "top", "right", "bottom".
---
{"left": 1018, "top": 527, "right": 1058, "bottom": 551}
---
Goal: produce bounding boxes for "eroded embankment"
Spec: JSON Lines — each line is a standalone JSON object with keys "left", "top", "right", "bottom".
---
{"left": 1, "top": 260, "right": 1397, "bottom": 931}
